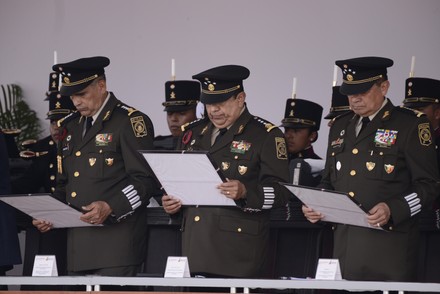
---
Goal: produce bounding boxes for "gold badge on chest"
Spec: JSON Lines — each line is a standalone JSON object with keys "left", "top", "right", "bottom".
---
{"left": 221, "top": 162, "right": 230, "bottom": 171}
{"left": 384, "top": 164, "right": 394, "bottom": 174}
{"left": 105, "top": 158, "right": 114, "bottom": 166}
{"left": 238, "top": 165, "right": 247, "bottom": 175}
{"left": 89, "top": 158, "right": 97, "bottom": 167}
{"left": 366, "top": 162, "right": 375, "bottom": 171}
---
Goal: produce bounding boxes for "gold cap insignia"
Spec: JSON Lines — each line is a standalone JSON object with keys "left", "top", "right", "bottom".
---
{"left": 89, "top": 158, "right": 96, "bottom": 167}
{"left": 170, "top": 91, "right": 176, "bottom": 99}
{"left": 105, "top": 158, "right": 114, "bottom": 166}
{"left": 208, "top": 83, "right": 215, "bottom": 91}
{"left": 238, "top": 165, "right": 247, "bottom": 175}
{"left": 366, "top": 162, "right": 376, "bottom": 171}
{"left": 347, "top": 74, "right": 354, "bottom": 81}
{"left": 63, "top": 76, "right": 70, "bottom": 84}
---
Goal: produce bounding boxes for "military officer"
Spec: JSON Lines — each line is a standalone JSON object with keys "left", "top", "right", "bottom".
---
{"left": 153, "top": 80, "right": 200, "bottom": 150}
{"left": 33, "top": 56, "right": 156, "bottom": 278}
{"left": 162, "top": 65, "right": 290, "bottom": 278}
{"left": 403, "top": 77, "right": 440, "bottom": 230}
{"left": 11, "top": 71, "right": 76, "bottom": 281}
{"left": 324, "top": 86, "right": 351, "bottom": 127}
{"left": 303, "top": 56, "right": 440, "bottom": 282}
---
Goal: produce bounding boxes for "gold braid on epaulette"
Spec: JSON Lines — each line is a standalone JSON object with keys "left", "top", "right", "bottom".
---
{"left": 57, "top": 111, "right": 80, "bottom": 127}
{"left": 397, "top": 106, "right": 425, "bottom": 117}
{"left": 181, "top": 118, "right": 206, "bottom": 132}
{"left": 253, "top": 116, "right": 277, "bottom": 132}
{"left": 117, "top": 104, "right": 139, "bottom": 116}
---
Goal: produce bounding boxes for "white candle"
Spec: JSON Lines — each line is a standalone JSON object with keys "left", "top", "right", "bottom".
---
{"left": 332, "top": 65, "right": 338, "bottom": 87}
{"left": 292, "top": 77, "right": 297, "bottom": 99}
{"left": 410, "top": 56, "right": 415, "bottom": 77}
{"left": 171, "top": 58, "right": 175, "bottom": 80}
{"left": 53, "top": 50, "right": 57, "bottom": 65}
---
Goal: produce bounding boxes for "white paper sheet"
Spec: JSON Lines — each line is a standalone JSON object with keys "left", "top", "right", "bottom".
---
{"left": 141, "top": 151, "right": 236, "bottom": 206}
{"left": 281, "top": 183, "right": 382, "bottom": 230}
{"left": 0, "top": 194, "right": 98, "bottom": 228}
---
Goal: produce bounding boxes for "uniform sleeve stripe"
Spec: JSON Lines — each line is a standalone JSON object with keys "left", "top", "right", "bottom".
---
{"left": 404, "top": 193, "right": 417, "bottom": 201}
{"left": 122, "top": 185, "right": 134, "bottom": 194}
{"left": 126, "top": 190, "right": 137, "bottom": 199}
{"left": 410, "top": 204, "right": 422, "bottom": 216}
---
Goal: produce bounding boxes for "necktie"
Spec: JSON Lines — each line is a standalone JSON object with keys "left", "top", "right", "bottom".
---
{"left": 214, "top": 128, "right": 227, "bottom": 145}
{"left": 358, "top": 117, "right": 370, "bottom": 136}
{"left": 84, "top": 117, "right": 93, "bottom": 137}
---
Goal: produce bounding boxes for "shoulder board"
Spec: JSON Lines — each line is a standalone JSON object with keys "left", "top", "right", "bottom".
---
{"left": 1, "top": 128, "right": 21, "bottom": 136}
{"left": 332, "top": 110, "right": 354, "bottom": 122}
{"left": 396, "top": 106, "right": 426, "bottom": 117}
{"left": 57, "top": 111, "right": 80, "bottom": 127}
{"left": 252, "top": 116, "right": 277, "bottom": 132}
{"left": 181, "top": 118, "right": 209, "bottom": 132}
{"left": 116, "top": 103, "right": 139, "bottom": 116}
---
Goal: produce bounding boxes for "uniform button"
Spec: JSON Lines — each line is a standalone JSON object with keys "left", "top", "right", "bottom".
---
{"left": 331, "top": 152, "right": 335, "bottom": 156}
{"left": 379, "top": 152, "right": 384, "bottom": 156}
{"left": 350, "top": 170, "right": 356, "bottom": 176}
{"left": 237, "top": 228, "right": 242, "bottom": 233}
{"left": 51, "top": 187, "right": 55, "bottom": 192}
{"left": 49, "top": 163, "right": 54, "bottom": 168}
{"left": 71, "top": 192, "right": 77, "bottom": 197}
{"left": 352, "top": 148, "right": 358, "bottom": 154}
{"left": 74, "top": 171, "right": 80, "bottom": 177}
{"left": 348, "top": 191, "right": 355, "bottom": 197}
{"left": 99, "top": 149, "right": 103, "bottom": 154}
{"left": 194, "top": 216, "right": 200, "bottom": 222}
{"left": 50, "top": 175, "right": 55, "bottom": 180}
{"left": 389, "top": 226, "right": 393, "bottom": 231}
{"left": 75, "top": 151, "right": 81, "bottom": 157}
{"left": 234, "top": 155, "right": 238, "bottom": 159}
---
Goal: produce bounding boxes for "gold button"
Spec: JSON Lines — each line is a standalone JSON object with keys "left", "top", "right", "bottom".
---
{"left": 237, "top": 228, "right": 242, "bottom": 233}
{"left": 352, "top": 148, "right": 358, "bottom": 154}
{"left": 234, "top": 155, "right": 238, "bottom": 159}
{"left": 99, "top": 149, "right": 103, "bottom": 154}
{"left": 350, "top": 170, "right": 356, "bottom": 176}
{"left": 49, "top": 163, "right": 54, "bottom": 168}
{"left": 331, "top": 152, "right": 335, "bottom": 156}
{"left": 50, "top": 175, "right": 55, "bottom": 180}
{"left": 379, "top": 152, "right": 383, "bottom": 156}
{"left": 74, "top": 171, "right": 79, "bottom": 177}
{"left": 348, "top": 191, "right": 355, "bottom": 197}
{"left": 75, "top": 151, "right": 81, "bottom": 157}
{"left": 194, "top": 216, "right": 200, "bottom": 222}
{"left": 71, "top": 192, "right": 77, "bottom": 197}
{"left": 51, "top": 187, "right": 55, "bottom": 192}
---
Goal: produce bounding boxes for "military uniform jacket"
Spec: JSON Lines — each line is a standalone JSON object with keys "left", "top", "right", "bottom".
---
{"left": 54, "top": 93, "right": 156, "bottom": 272}
{"left": 177, "top": 107, "right": 290, "bottom": 277}
{"left": 12, "top": 136, "right": 58, "bottom": 194}
{"left": 320, "top": 99, "right": 440, "bottom": 281}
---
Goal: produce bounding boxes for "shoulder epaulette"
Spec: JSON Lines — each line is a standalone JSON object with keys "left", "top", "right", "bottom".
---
{"left": 57, "top": 111, "right": 80, "bottom": 127}
{"left": 1, "top": 128, "right": 21, "bottom": 136}
{"left": 332, "top": 110, "right": 354, "bottom": 122}
{"left": 116, "top": 103, "right": 139, "bottom": 116}
{"left": 181, "top": 117, "right": 209, "bottom": 132}
{"left": 396, "top": 106, "right": 425, "bottom": 117}
{"left": 253, "top": 116, "right": 277, "bottom": 132}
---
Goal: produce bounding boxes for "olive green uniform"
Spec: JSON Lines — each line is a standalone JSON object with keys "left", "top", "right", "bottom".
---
{"left": 54, "top": 93, "right": 156, "bottom": 272}
{"left": 177, "top": 107, "right": 290, "bottom": 277}
{"left": 321, "top": 99, "right": 440, "bottom": 281}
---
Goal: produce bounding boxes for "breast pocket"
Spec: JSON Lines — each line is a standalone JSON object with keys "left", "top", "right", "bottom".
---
{"left": 364, "top": 147, "right": 399, "bottom": 181}
{"left": 226, "top": 149, "right": 255, "bottom": 179}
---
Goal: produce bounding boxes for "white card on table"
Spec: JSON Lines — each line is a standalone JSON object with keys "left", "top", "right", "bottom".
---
{"left": 315, "top": 258, "right": 342, "bottom": 280}
{"left": 32, "top": 255, "right": 58, "bottom": 276}
{"left": 164, "top": 256, "right": 190, "bottom": 278}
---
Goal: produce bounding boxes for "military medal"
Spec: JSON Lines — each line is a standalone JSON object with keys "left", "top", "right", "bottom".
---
{"left": 105, "top": 158, "right": 114, "bottom": 166}
{"left": 384, "top": 164, "right": 395, "bottom": 174}
{"left": 221, "top": 162, "right": 230, "bottom": 171}
{"left": 366, "top": 162, "right": 375, "bottom": 171}
{"left": 89, "top": 158, "right": 97, "bottom": 167}
{"left": 238, "top": 165, "right": 248, "bottom": 175}
{"left": 375, "top": 129, "right": 398, "bottom": 147}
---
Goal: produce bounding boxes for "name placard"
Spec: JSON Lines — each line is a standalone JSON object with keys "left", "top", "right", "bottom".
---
{"left": 164, "top": 256, "right": 190, "bottom": 278}
{"left": 32, "top": 255, "right": 58, "bottom": 276}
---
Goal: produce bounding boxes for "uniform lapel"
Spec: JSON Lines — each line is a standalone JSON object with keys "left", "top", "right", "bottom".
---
{"left": 78, "top": 95, "right": 118, "bottom": 149}
{"left": 209, "top": 108, "right": 252, "bottom": 153}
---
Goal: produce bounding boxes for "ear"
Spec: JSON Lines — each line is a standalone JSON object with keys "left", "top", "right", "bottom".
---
{"left": 380, "top": 80, "right": 390, "bottom": 96}
{"left": 309, "top": 130, "right": 318, "bottom": 143}
{"left": 236, "top": 91, "right": 246, "bottom": 106}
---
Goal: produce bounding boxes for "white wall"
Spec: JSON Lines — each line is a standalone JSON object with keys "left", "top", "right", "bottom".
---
{"left": 1, "top": 0, "right": 440, "bottom": 157}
